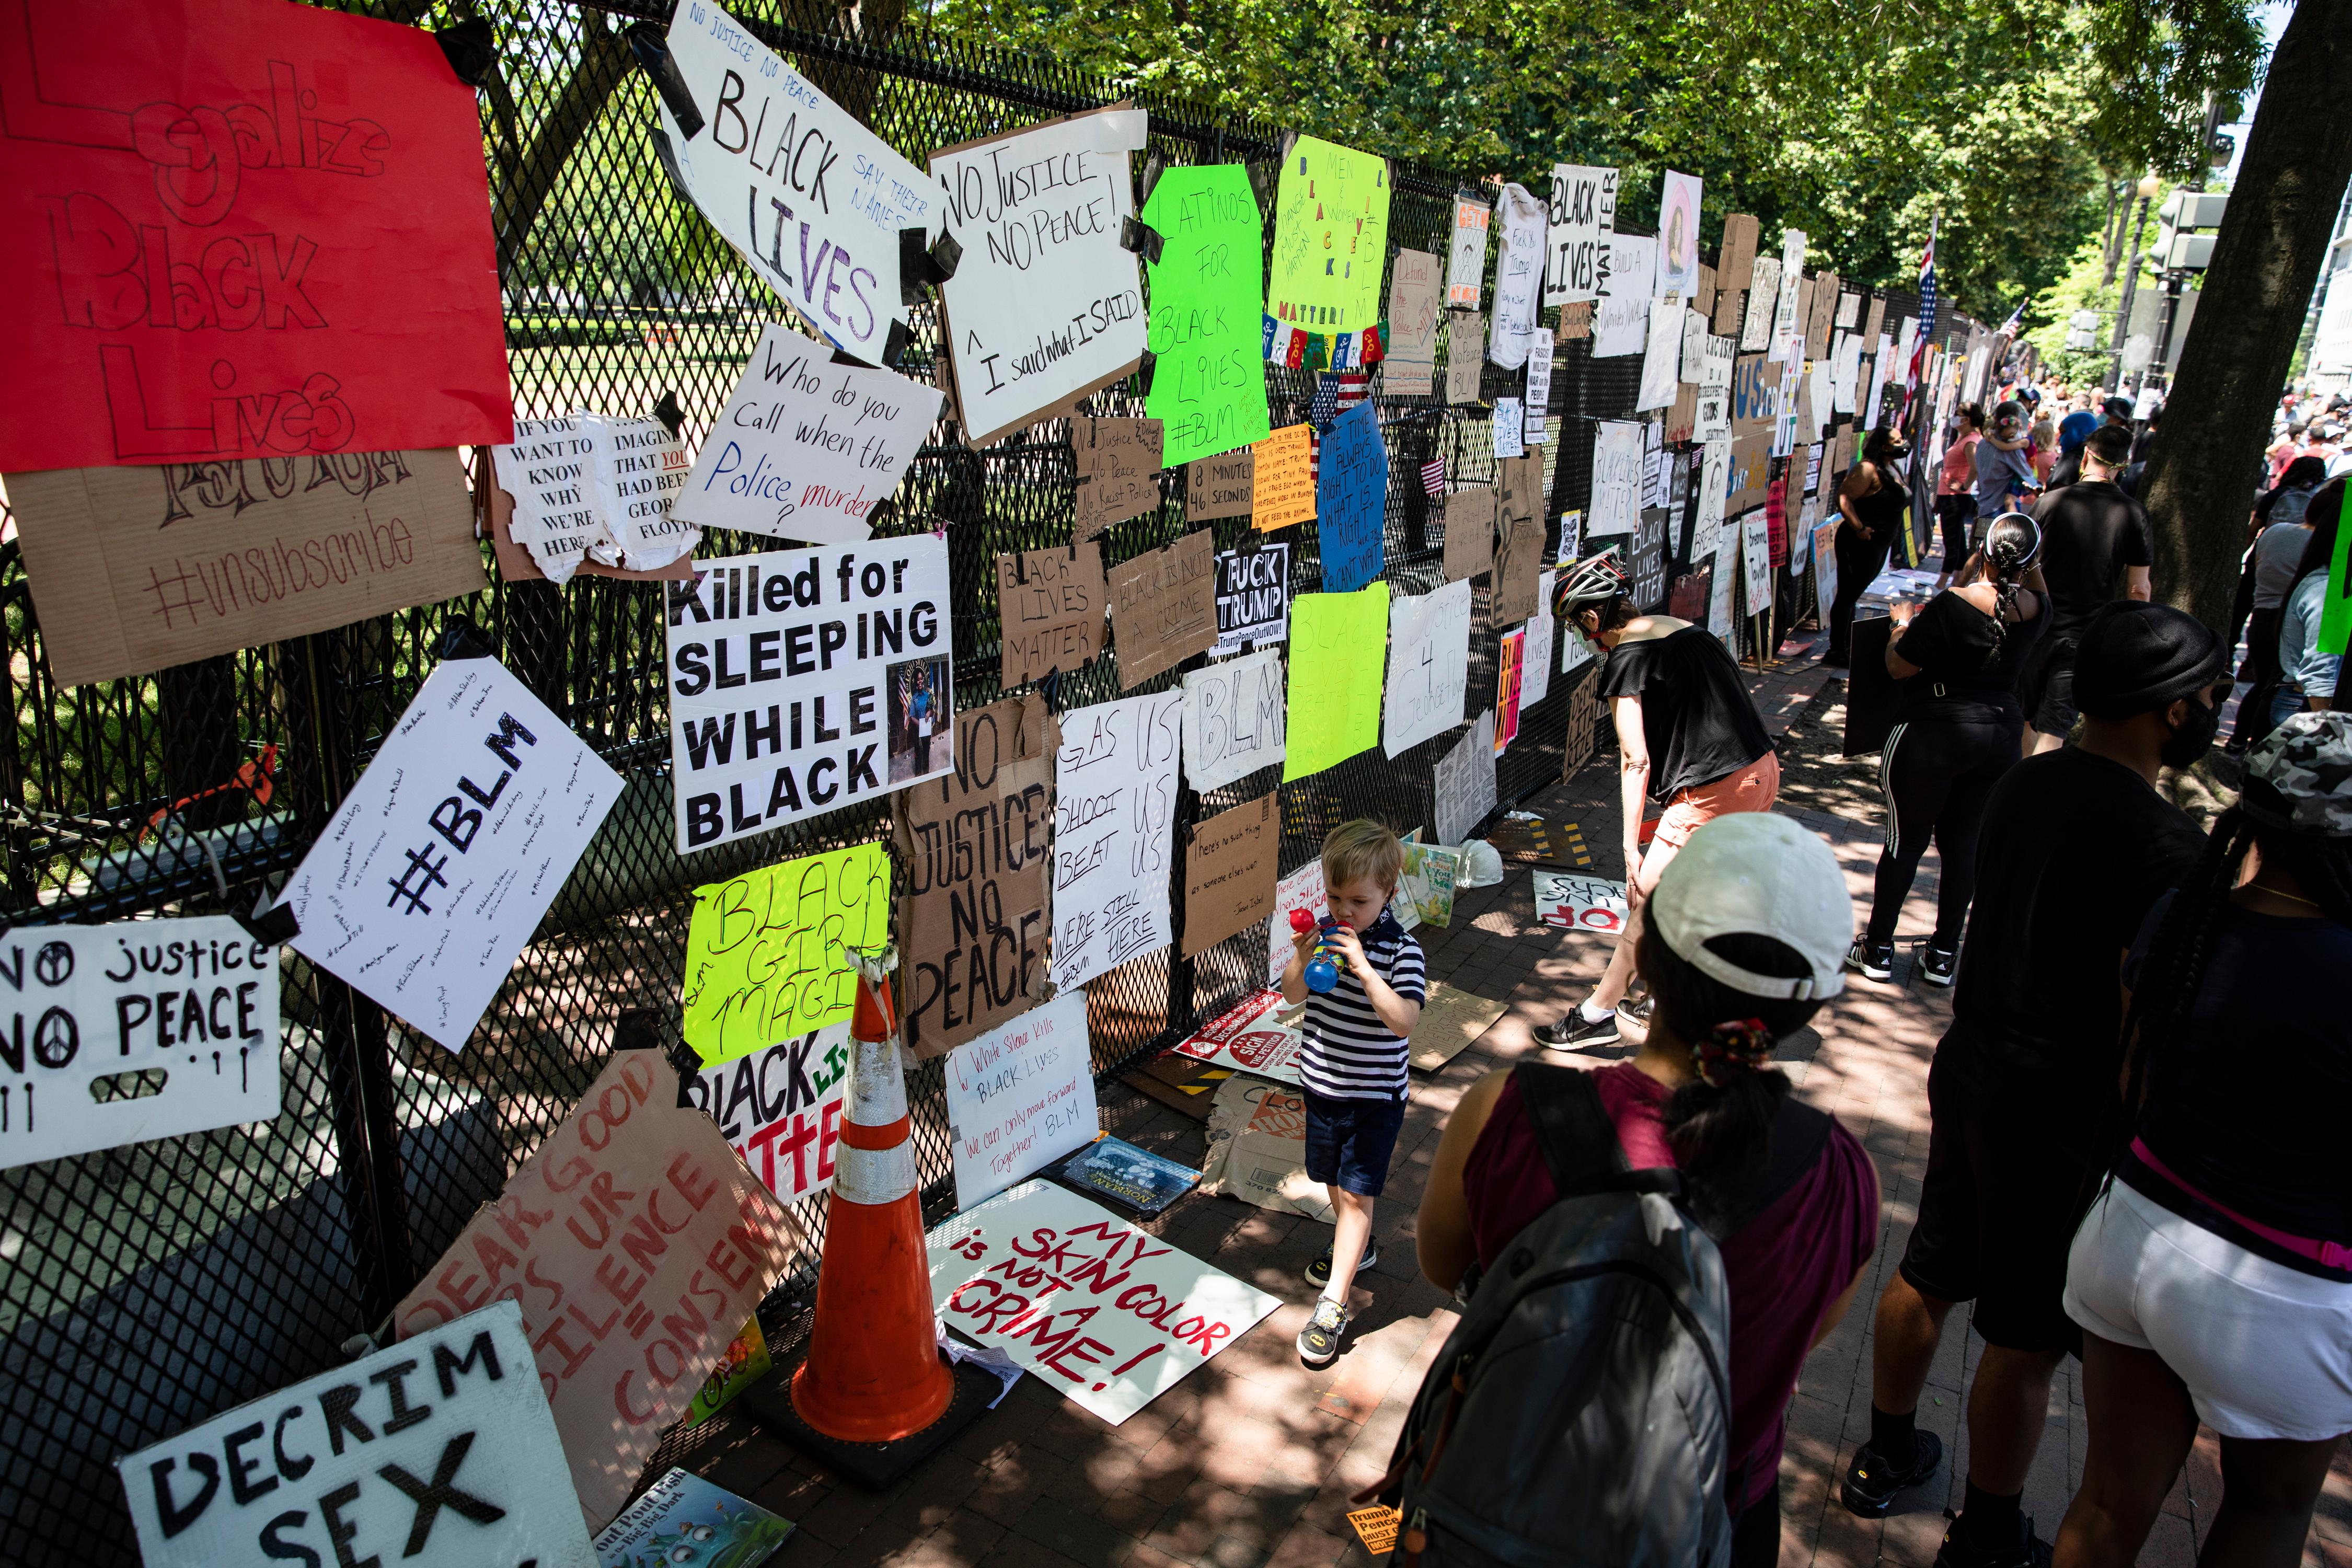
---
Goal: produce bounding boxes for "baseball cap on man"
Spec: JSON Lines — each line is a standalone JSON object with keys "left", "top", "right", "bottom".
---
{"left": 1647, "top": 814, "right": 1852, "bottom": 1001}
{"left": 2102, "top": 395, "right": 2135, "bottom": 422}
{"left": 2072, "top": 602, "right": 2224, "bottom": 719}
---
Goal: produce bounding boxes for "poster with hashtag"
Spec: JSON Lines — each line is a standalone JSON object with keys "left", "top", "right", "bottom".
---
{"left": 281, "top": 654, "right": 622, "bottom": 1053}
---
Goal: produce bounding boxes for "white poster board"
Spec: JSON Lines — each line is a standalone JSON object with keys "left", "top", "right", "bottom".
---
{"left": 666, "top": 538, "right": 954, "bottom": 851}
{"left": 1769, "top": 229, "right": 1808, "bottom": 350}
{"left": 1588, "top": 420, "right": 1646, "bottom": 536}
{"left": 1544, "top": 164, "right": 1617, "bottom": 305}
{"left": 1382, "top": 578, "right": 1474, "bottom": 757}
{"left": 1433, "top": 710, "right": 1499, "bottom": 846}
{"left": 0, "top": 917, "right": 280, "bottom": 1170}
{"left": 1446, "top": 196, "right": 1492, "bottom": 310}
{"left": 1523, "top": 571, "right": 1557, "bottom": 707}
{"left": 1637, "top": 298, "right": 1682, "bottom": 411}
{"left": 1654, "top": 171, "right": 1704, "bottom": 299}
{"left": 929, "top": 1180, "right": 1281, "bottom": 1423}
{"left": 120, "top": 1300, "right": 594, "bottom": 1568}
{"left": 661, "top": 6, "right": 933, "bottom": 364}
{"left": 1267, "top": 860, "right": 1327, "bottom": 984}
{"left": 1181, "top": 647, "right": 1286, "bottom": 791}
{"left": 1492, "top": 397, "right": 1525, "bottom": 458}
{"left": 1173, "top": 986, "right": 1303, "bottom": 1085}
{"left": 1813, "top": 518, "right": 1841, "bottom": 626}
{"left": 1534, "top": 871, "right": 1629, "bottom": 934}
{"left": 282, "top": 656, "right": 621, "bottom": 1053}
{"left": 1525, "top": 348, "right": 1553, "bottom": 445}
{"left": 1592, "top": 235, "right": 1655, "bottom": 358}
{"left": 1742, "top": 512, "right": 1773, "bottom": 608}
{"left": 1693, "top": 436, "right": 1731, "bottom": 553}
{"left": 1710, "top": 531, "right": 1739, "bottom": 640}
{"left": 676, "top": 324, "right": 942, "bottom": 543}
{"left": 1051, "top": 689, "right": 1182, "bottom": 990}
{"left": 1489, "top": 182, "right": 1548, "bottom": 370}
{"left": 945, "top": 991, "right": 1097, "bottom": 1212}
{"left": 933, "top": 108, "right": 1150, "bottom": 447}
{"left": 683, "top": 1022, "right": 853, "bottom": 1205}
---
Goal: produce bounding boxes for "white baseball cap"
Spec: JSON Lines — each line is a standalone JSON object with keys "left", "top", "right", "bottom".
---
{"left": 1646, "top": 814, "right": 1852, "bottom": 1000}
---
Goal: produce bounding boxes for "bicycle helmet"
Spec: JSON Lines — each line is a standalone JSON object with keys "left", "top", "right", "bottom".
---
{"left": 1553, "top": 549, "right": 1630, "bottom": 620}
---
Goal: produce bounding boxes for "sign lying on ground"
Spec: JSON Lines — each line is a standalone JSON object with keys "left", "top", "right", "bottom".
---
{"left": 683, "top": 1022, "right": 854, "bottom": 1205}
{"left": 1172, "top": 986, "right": 1303, "bottom": 1084}
{"left": 1534, "top": 871, "right": 1629, "bottom": 933}
{"left": 944, "top": 991, "right": 1096, "bottom": 1212}
{"left": 1198, "top": 1071, "right": 1330, "bottom": 1223}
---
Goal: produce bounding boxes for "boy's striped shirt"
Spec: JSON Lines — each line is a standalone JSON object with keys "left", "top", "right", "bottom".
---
{"left": 1298, "top": 908, "right": 1426, "bottom": 1100}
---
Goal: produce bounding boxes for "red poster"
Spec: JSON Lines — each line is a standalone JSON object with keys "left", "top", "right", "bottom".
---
{"left": 0, "top": 0, "right": 512, "bottom": 473}
{"left": 1766, "top": 473, "right": 1790, "bottom": 568}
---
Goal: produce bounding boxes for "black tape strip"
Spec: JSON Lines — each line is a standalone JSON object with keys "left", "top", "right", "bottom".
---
{"left": 624, "top": 22, "right": 705, "bottom": 141}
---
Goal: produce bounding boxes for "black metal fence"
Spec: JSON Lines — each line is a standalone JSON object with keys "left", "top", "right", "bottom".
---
{"left": 0, "top": 4, "right": 1968, "bottom": 1562}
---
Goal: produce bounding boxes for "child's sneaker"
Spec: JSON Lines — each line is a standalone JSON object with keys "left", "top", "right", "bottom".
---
{"left": 1305, "top": 1237, "right": 1378, "bottom": 1288}
{"left": 1297, "top": 1297, "right": 1353, "bottom": 1367}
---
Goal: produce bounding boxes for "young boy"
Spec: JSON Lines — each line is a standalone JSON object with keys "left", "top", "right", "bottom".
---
{"left": 1279, "top": 819, "right": 1425, "bottom": 1366}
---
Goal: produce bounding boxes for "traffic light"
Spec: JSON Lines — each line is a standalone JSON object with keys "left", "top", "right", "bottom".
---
{"left": 2153, "top": 191, "right": 2227, "bottom": 272}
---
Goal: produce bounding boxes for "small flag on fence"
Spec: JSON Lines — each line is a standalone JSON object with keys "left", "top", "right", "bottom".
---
{"left": 1422, "top": 458, "right": 1446, "bottom": 495}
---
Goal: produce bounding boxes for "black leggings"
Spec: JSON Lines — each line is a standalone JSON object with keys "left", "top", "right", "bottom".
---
{"left": 1866, "top": 711, "right": 2021, "bottom": 950}
{"left": 1828, "top": 525, "right": 1894, "bottom": 662}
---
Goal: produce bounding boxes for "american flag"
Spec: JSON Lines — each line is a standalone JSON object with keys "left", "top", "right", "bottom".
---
{"left": 1307, "top": 370, "right": 1373, "bottom": 481}
{"left": 1422, "top": 458, "right": 1446, "bottom": 495}
{"left": 1904, "top": 218, "right": 1938, "bottom": 410}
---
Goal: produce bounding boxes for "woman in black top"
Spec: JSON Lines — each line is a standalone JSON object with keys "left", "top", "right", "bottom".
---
{"left": 1825, "top": 425, "right": 1913, "bottom": 668}
{"left": 1847, "top": 513, "right": 2048, "bottom": 984}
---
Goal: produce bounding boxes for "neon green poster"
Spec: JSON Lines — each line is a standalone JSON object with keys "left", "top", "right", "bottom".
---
{"left": 1283, "top": 584, "right": 1391, "bottom": 781}
{"left": 1267, "top": 135, "right": 1392, "bottom": 333}
{"left": 1144, "top": 165, "right": 1274, "bottom": 467}
{"left": 2319, "top": 485, "right": 2351, "bottom": 656}
{"left": 684, "top": 840, "right": 892, "bottom": 1064}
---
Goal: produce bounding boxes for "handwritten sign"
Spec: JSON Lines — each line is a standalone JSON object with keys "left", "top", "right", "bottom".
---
{"left": 997, "top": 544, "right": 1106, "bottom": 687}
{"left": 120, "top": 1301, "right": 592, "bottom": 1567}
{"left": 1524, "top": 570, "right": 1557, "bottom": 707}
{"left": 1814, "top": 518, "right": 1841, "bottom": 627}
{"left": 1214, "top": 543, "right": 1290, "bottom": 656}
{"left": 1710, "top": 532, "right": 1739, "bottom": 640}
{"left": 1315, "top": 401, "right": 1388, "bottom": 593}
{"left": 1187, "top": 448, "right": 1254, "bottom": 521}
{"left": 1494, "top": 513, "right": 1547, "bottom": 624}
{"left": 1143, "top": 165, "right": 1273, "bottom": 465}
{"left": 1268, "top": 136, "right": 1391, "bottom": 332}
{"left": 1250, "top": 423, "right": 1316, "bottom": 531}
{"left": 682, "top": 841, "right": 891, "bottom": 1065}
{"left": 1593, "top": 235, "right": 1655, "bottom": 358}
{"left": 945, "top": 993, "right": 1096, "bottom": 1212}
{"left": 1713, "top": 214, "right": 1760, "bottom": 335}
{"left": 1446, "top": 197, "right": 1492, "bottom": 310}
{"left": 1740, "top": 256, "right": 1782, "bottom": 351}
{"left": 1109, "top": 529, "right": 1218, "bottom": 687}
{"left": 1525, "top": 348, "right": 1554, "bottom": 445}
{"left": 1546, "top": 164, "right": 1618, "bottom": 306}
{"left": 1074, "top": 416, "right": 1164, "bottom": 541}
{"left": 1283, "top": 585, "right": 1389, "bottom": 781}
{"left": 1177, "top": 987, "right": 1303, "bottom": 1083}
{"left": 1434, "top": 711, "right": 1499, "bottom": 846}
{"left": 1742, "top": 512, "right": 1773, "bottom": 612}
{"left": 1443, "top": 486, "right": 1496, "bottom": 581}
{"left": 1493, "top": 397, "right": 1525, "bottom": 459}
{"left": 929, "top": 1180, "right": 1281, "bottom": 1423}
{"left": 281, "top": 656, "right": 620, "bottom": 1054}
{"left": 677, "top": 325, "right": 940, "bottom": 545}
{"left": 394, "top": 1053, "right": 793, "bottom": 1529}
{"left": 1633, "top": 506, "right": 1671, "bottom": 609}
{"left": 1589, "top": 420, "right": 1645, "bottom": 537}
{"left": 1267, "top": 863, "right": 1328, "bottom": 984}
{"left": 1535, "top": 871, "right": 1629, "bottom": 933}
{"left": 1489, "top": 183, "right": 1548, "bottom": 369}
{"left": 1386, "top": 248, "right": 1443, "bottom": 394}
{"left": 1638, "top": 298, "right": 1682, "bottom": 411}
{"left": 1052, "top": 691, "right": 1182, "bottom": 990}
{"left": 1182, "top": 649, "right": 1286, "bottom": 792}
{"left": 1496, "top": 629, "right": 1526, "bottom": 752}
{"left": 685, "top": 1022, "right": 852, "bottom": 1204}
{"left": 1184, "top": 793, "right": 1279, "bottom": 957}
{"left": 667, "top": 537, "right": 953, "bottom": 851}
{"left": 1382, "top": 579, "right": 1473, "bottom": 758}
{"left": 1446, "top": 311, "right": 1486, "bottom": 403}
{"left": 1729, "top": 433, "right": 1772, "bottom": 515}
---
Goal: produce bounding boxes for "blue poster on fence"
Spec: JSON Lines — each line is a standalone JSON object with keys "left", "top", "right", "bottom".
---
{"left": 1316, "top": 401, "right": 1389, "bottom": 592}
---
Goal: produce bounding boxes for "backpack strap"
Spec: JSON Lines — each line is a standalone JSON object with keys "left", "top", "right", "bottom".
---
{"left": 1513, "top": 1063, "right": 1684, "bottom": 1202}
{"left": 1716, "top": 1097, "right": 1837, "bottom": 1238}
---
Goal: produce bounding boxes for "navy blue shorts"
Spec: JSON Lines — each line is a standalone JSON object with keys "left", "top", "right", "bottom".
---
{"left": 1302, "top": 1090, "right": 1408, "bottom": 1197}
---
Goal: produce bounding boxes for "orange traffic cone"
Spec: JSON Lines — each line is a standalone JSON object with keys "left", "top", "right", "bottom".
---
{"left": 790, "top": 943, "right": 954, "bottom": 1442}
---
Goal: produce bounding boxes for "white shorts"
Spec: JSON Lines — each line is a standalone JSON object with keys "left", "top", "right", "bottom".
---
{"left": 2065, "top": 1181, "right": 2352, "bottom": 1442}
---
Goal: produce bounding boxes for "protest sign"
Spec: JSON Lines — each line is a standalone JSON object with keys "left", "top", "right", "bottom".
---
{"left": 1534, "top": 871, "right": 1629, "bottom": 933}
{"left": 0, "top": 917, "right": 279, "bottom": 1171}
{"left": 675, "top": 325, "right": 941, "bottom": 545}
{"left": 1400, "top": 839, "right": 1465, "bottom": 928}
{"left": 1187, "top": 448, "right": 1255, "bottom": 521}
{"left": 5, "top": 451, "right": 483, "bottom": 690}
{"left": 684, "top": 1022, "right": 852, "bottom": 1205}
{"left": 1713, "top": 214, "right": 1761, "bottom": 334}
{"left": 1681, "top": 310, "right": 1711, "bottom": 383}
{"left": 945, "top": 991, "right": 1096, "bottom": 1211}
{"left": 1434, "top": 711, "right": 1500, "bottom": 845}
{"left": 1251, "top": 423, "right": 1316, "bottom": 531}
{"left": 1382, "top": 579, "right": 1473, "bottom": 757}
{"left": 1524, "top": 571, "right": 1557, "bottom": 707}
{"left": 1051, "top": 691, "right": 1182, "bottom": 990}
{"left": 1446, "top": 196, "right": 1492, "bottom": 310}
{"left": 1184, "top": 793, "right": 1280, "bottom": 957}
{"left": 1, "top": 0, "right": 510, "bottom": 474}
{"left": 1446, "top": 312, "right": 1486, "bottom": 403}
{"left": 120, "top": 1300, "right": 592, "bottom": 1567}
{"left": 933, "top": 107, "right": 1149, "bottom": 446}
{"left": 1143, "top": 165, "right": 1274, "bottom": 465}
{"left": 280, "top": 655, "right": 619, "bottom": 1054}
{"left": 1493, "top": 398, "right": 1525, "bottom": 459}
{"left": 490, "top": 417, "right": 698, "bottom": 584}
{"left": 667, "top": 537, "right": 953, "bottom": 851}
{"left": 1442, "top": 486, "right": 1496, "bottom": 581}
{"left": 1770, "top": 230, "right": 1808, "bottom": 348}
{"left": 1283, "top": 585, "right": 1390, "bottom": 781}
{"left": 1489, "top": 184, "right": 1547, "bottom": 370}
{"left": 1316, "top": 401, "right": 1389, "bottom": 592}
{"left": 1496, "top": 630, "right": 1526, "bottom": 753}
{"left": 1593, "top": 236, "right": 1655, "bottom": 358}
{"left": 1710, "top": 532, "right": 1739, "bottom": 640}
{"left": 1730, "top": 352, "right": 1776, "bottom": 441}
{"left": 1109, "top": 529, "right": 1218, "bottom": 687}
{"left": 1807, "top": 270, "right": 1841, "bottom": 356}
{"left": 1267, "top": 863, "right": 1328, "bottom": 984}
{"left": 1655, "top": 171, "right": 1704, "bottom": 299}
{"left": 1494, "top": 513, "right": 1547, "bottom": 624}
{"left": 1588, "top": 420, "right": 1645, "bottom": 537}
{"left": 1526, "top": 347, "right": 1554, "bottom": 444}
{"left": 1632, "top": 507, "right": 1671, "bottom": 609}
{"left": 1198, "top": 1073, "right": 1328, "bottom": 1223}
{"left": 1638, "top": 299, "right": 1683, "bottom": 411}
{"left": 1386, "top": 248, "right": 1443, "bottom": 393}
{"left": 1694, "top": 437, "right": 1731, "bottom": 555}
{"left": 1546, "top": 164, "right": 1618, "bottom": 305}
{"left": 1496, "top": 451, "right": 1539, "bottom": 525}
{"left": 1180, "top": 989, "right": 1305, "bottom": 1083}
{"left": 1729, "top": 434, "right": 1772, "bottom": 516}
{"left": 1815, "top": 518, "right": 1842, "bottom": 627}
{"left": 998, "top": 544, "right": 1106, "bottom": 687}
{"left": 1212, "top": 543, "right": 1290, "bottom": 656}
{"left": 929, "top": 1180, "right": 1281, "bottom": 1423}
{"left": 1740, "top": 257, "right": 1782, "bottom": 350}
{"left": 683, "top": 840, "right": 891, "bottom": 1065}
{"left": 394, "top": 1053, "right": 794, "bottom": 1529}
{"left": 1269, "top": 137, "right": 1392, "bottom": 333}
{"left": 483, "top": 456, "right": 697, "bottom": 590}
{"left": 661, "top": 5, "right": 931, "bottom": 365}
{"left": 1181, "top": 649, "right": 1287, "bottom": 791}
{"left": 1074, "top": 416, "right": 1165, "bottom": 541}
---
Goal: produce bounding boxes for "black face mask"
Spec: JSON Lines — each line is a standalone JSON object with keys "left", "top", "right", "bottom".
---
{"left": 2161, "top": 695, "right": 2224, "bottom": 768}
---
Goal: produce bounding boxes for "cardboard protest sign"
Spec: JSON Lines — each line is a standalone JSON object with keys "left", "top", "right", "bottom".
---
{"left": 1267, "top": 863, "right": 1328, "bottom": 984}
{"left": 1729, "top": 352, "right": 1776, "bottom": 442}
{"left": 1446, "top": 311, "right": 1486, "bottom": 403}
{"left": 898, "top": 696, "right": 1056, "bottom": 1058}
{"left": 1434, "top": 711, "right": 1499, "bottom": 845}
{"left": 1498, "top": 448, "right": 1541, "bottom": 517}
{"left": 280, "top": 655, "right": 620, "bottom": 1054}
{"left": 482, "top": 452, "right": 697, "bottom": 589}
{"left": 1383, "top": 579, "right": 1474, "bottom": 757}
{"left": 1183, "top": 793, "right": 1279, "bottom": 957}
{"left": 1051, "top": 690, "right": 1182, "bottom": 990}
{"left": 1213, "top": 543, "right": 1290, "bottom": 656}
{"left": 1535, "top": 870, "right": 1630, "bottom": 934}
{"left": 1074, "top": 416, "right": 1165, "bottom": 541}
{"left": 929, "top": 1180, "right": 1281, "bottom": 1423}
{"left": 683, "top": 840, "right": 891, "bottom": 1065}
{"left": 1495, "top": 514, "right": 1546, "bottom": 624}
{"left": 1269, "top": 136, "right": 1392, "bottom": 332}
{"left": 394, "top": 1052, "right": 794, "bottom": 1529}
{"left": 1588, "top": 420, "right": 1645, "bottom": 537}
{"left": 998, "top": 545, "right": 1106, "bottom": 687}
{"left": 1489, "top": 183, "right": 1548, "bottom": 371}
{"left": 667, "top": 538, "right": 953, "bottom": 851}
{"left": 0, "top": 918, "right": 279, "bottom": 1171}
{"left": 675, "top": 326, "right": 941, "bottom": 545}
{"left": 1385, "top": 248, "right": 1443, "bottom": 393}
{"left": 1187, "top": 447, "right": 1255, "bottom": 521}
{"left": 5, "top": 450, "right": 483, "bottom": 689}
{"left": 1593, "top": 236, "right": 1655, "bottom": 358}
{"left": 1, "top": 0, "right": 509, "bottom": 474}
{"left": 935, "top": 107, "right": 1149, "bottom": 447}
{"left": 1806, "top": 270, "right": 1841, "bottom": 357}
{"left": 1729, "top": 434, "right": 1772, "bottom": 516}
{"left": 1181, "top": 649, "right": 1286, "bottom": 792}
{"left": 1442, "top": 486, "right": 1497, "bottom": 581}
{"left": 684, "top": 1022, "right": 852, "bottom": 1205}
{"left": 1546, "top": 164, "right": 1618, "bottom": 306}
{"left": 1109, "top": 529, "right": 1218, "bottom": 687}
{"left": 120, "top": 1300, "right": 591, "bottom": 1567}
{"left": 1713, "top": 215, "right": 1761, "bottom": 335}
{"left": 661, "top": 5, "right": 932, "bottom": 365}
{"left": 1283, "top": 584, "right": 1390, "bottom": 781}
{"left": 1143, "top": 165, "right": 1274, "bottom": 465}
{"left": 945, "top": 991, "right": 1097, "bottom": 1211}
{"left": 1250, "top": 423, "right": 1316, "bottom": 531}
{"left": 1446, "top": 196, "right": 1492, "bottom": 311}
{"left": 1198, "top": 1073, "right": 1329, "bottom": 1223}
{"left": 1315, "top": 401, "right": 1389, "bottom": 593}
{"left": 1655, "top": 171, "right": 1704, "bottom": 299}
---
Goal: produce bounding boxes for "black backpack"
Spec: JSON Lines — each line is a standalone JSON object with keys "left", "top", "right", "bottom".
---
{"left": 1360, "top": 1062, "right": 1832, "bottom": 1566}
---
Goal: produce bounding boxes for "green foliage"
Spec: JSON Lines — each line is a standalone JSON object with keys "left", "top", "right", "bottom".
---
{"left": 2083, "top": 0, "right": 2264, "bottom": 178}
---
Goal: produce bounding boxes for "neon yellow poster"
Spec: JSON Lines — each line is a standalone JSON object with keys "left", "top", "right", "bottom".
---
{"left": 1145, "top": 165, "right": 1275, "bottom": 466}
{"left": 684, "top": 840, "right": 892, "bottom": 1064}
{"left": 1283, "top": 584, "right": 1391, "bottom": 781}
{"left": 1267, "top": 136, "right": 1392, "bottom": 333}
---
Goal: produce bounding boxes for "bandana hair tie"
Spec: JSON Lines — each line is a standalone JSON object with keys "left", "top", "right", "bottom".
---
{"left": 1693, "top": 1018, "right": 1776, "bottom": 1087}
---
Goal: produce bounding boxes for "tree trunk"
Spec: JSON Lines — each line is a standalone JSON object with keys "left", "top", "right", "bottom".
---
{"left": 2143, "top": 0, "right": 2352, "bottom": 630}
{"left": 2100, "top": 179, "right": 2125, "bottom": 284}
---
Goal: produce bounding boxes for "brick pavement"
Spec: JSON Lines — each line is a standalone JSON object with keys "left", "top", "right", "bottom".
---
{"left": 648, "top": 648, "right": 2351, "bottom": 1567}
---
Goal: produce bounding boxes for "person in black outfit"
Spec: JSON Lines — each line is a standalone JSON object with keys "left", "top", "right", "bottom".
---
{"left": 1848, "top": 513, "right": 2048, "bottom": 984}
{"left": 1826, "top": 425, "right": 1912, "bottom": 667}
{"left": 2020, "top": 425, "right": 2153, "bottom": 753}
